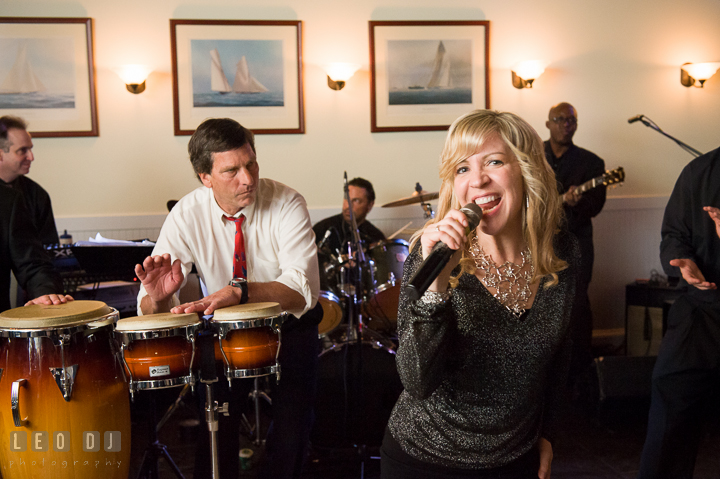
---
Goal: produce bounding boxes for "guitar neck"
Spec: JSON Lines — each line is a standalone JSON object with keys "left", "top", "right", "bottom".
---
{"left": 575, "top": 176, "right": 603, "bottom": 195}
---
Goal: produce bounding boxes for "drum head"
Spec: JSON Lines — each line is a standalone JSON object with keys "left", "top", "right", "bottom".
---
{"left": 116, "top": 312, "right": 201, "bottom": 331}
{"left": 0, "top": 300, "right": 113, "bottom": 329}
{"left": 213, "top": 302, "right": 282, "bottom": 321}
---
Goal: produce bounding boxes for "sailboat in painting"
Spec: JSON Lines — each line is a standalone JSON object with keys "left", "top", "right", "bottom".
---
{"left": 210, "top": 48, "right": 232, "bottom": 93}
{"left": 210, "top": 48, "right": 268, "bottom": 94}
{"left": 426, "top": 41, "right": 451, "bottom": 89}
{"left": 408, "top": 41, "right": 451, "bottom": 90}
{"left": 232, "top": 56, "right": 269, "bottom": 93}
{"left": 0, "top": 44, "right": 46, "bottom": 94}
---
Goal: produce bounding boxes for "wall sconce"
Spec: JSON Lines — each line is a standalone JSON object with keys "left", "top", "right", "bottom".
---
{"left": 117, "top": 64, "right": 152, "bottom": 94}
{"left": 325, "top": 63, "right": 361, "bottom": 90}
{"left": 511, "top": 60, "right": 546, "bottom": 89}
{"left": 680, "top": 62, "right": 720, "bottom": 88}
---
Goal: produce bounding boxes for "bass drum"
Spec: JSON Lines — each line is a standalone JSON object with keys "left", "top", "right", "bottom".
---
{"left": 363, "top": 239, "right": 409, "bottom": 333}
{"left": 311, "top": 332, "right": 403, "bottom": 448}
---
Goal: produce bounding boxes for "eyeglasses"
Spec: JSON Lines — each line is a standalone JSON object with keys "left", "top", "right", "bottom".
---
{"left": 551, "top": 116, "right": 577, "bottom": 125}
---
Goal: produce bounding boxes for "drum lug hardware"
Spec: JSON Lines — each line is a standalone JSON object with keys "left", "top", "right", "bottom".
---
{"left": 0, "top": 368, "right": 3, "bottom": 382}
{"left": 389, "top": 272, "right": 396, "bottom": 286}
{"left": 50, "top": 364, "right": 78, "bottom": 401}
{"left": 11, "top": 379, "right": 28, "bottom": 427}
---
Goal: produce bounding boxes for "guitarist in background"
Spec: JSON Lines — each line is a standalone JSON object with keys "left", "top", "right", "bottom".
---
{"left": 544, "top": 102, "right": 607, "bottom": 390}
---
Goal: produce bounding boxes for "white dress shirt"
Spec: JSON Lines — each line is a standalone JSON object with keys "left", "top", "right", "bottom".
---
{"left": 137, "top": 178, "right": 319, "bottom": 317}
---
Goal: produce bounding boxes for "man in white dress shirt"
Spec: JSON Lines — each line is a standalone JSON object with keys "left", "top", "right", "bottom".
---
{"left": 135, "top": 118, "right": 321, "bottom": 478}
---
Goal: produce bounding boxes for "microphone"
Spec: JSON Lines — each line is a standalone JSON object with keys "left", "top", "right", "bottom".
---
{"left": 317, "top": 229, "right": 332, "bottom": 249}
{"left": 405, "top": 203, "right": 483, "bottom": 301}
{"left": 628, "top": 114, "right": 644, "bottom": 124}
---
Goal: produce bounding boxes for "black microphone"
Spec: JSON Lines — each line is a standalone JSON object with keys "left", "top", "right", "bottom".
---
{"left": 405, "top": 203, "right": 483, "bottom": 301}
{"left": 628, "top": 114, "right": 644, "bottom": 124}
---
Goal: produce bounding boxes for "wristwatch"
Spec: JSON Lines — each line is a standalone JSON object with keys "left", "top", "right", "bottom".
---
{"left": 229, "top": 278, "right": 249, "bottom": 304}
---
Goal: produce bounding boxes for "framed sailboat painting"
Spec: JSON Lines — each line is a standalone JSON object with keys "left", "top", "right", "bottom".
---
{"left": 171, "top": 19, "right": 304, "bottom": 135}
{"left": 370, "top": 21, "right": 490, "bottom": 133}
{"left": 0, "top": 17, "right": 98, "bottom": 137}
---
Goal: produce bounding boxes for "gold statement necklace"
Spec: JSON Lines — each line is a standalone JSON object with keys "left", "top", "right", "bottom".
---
{"left": 469, "top": 236, "right": 534, "bottom": 318}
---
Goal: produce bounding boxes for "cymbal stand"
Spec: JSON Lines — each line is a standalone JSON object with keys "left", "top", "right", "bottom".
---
{"left": 415, "top": 182, "right": 435, "bottom": 219}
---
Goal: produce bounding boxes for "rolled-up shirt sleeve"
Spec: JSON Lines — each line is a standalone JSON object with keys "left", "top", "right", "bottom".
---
{"left": 267, "top": 192, "right": 319, "bottom": 317}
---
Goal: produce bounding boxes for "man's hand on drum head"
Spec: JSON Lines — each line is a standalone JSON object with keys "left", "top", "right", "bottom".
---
{"left": 135, "top": 254, "right": 185, "bottom": 302}
{"left": 25, "top": 294, "right": 74, "bottom": 306}
{"left": 171, "top": 285, "right": 240, "bottom": 316}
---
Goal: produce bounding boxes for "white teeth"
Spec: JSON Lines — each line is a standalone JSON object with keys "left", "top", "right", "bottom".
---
{"left": 475, "top": 195, "right": 497, "bottom": 205}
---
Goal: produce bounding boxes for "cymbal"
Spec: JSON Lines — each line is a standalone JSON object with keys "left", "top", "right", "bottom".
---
{"left": 382, "top": 191, "right": 439, "bottom": 207}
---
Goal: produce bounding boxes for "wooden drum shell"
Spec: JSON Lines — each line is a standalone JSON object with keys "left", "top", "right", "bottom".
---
{"left": 214, "top": 327, "right": 280, "bottom": 371}
{"left": 0, "top": 326, "right": 131, "bottom": 479}
{"left": 122, "top": 336, "right": 194, "bottom": 382}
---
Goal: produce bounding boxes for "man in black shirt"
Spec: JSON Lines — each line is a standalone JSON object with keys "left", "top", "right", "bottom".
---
{"left": 544, "top": 102, "right": 606, "bottom": 384}
{"left": 638, "top": 146, "right": 720, "bottom": 478}
{"left": 0, "top": 115, "right": 59, "bottom": 246}
{"left": 313, "top": 177, "right": 385, "bottom": 293}
{"left": 1, "top": 187, "right": 69, "bottom": 312}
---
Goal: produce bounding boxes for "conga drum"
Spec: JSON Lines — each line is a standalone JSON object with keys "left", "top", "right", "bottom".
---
{"left": 211, "top": 302, "right": 288, "bottom": 381}
{"left": 0, "top": 300, "right": 130, "bottom": 479}
{"left": 114, "top": 313, "right": 201, "bottom": 397}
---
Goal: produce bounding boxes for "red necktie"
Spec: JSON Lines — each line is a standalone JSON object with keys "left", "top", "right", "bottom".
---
{"left": 224, "top": 215, "right": 246, "bottom": 279}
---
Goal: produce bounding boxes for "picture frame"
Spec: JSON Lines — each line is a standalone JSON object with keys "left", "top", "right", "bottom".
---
{"left": 170, "top": 19, "right": 305, "bottom": 135}
{"left": 0, "top": 17, "right": 98, "bottom": 137}
{"left": 369, "top": 20, "right": 490, "bottom": 133}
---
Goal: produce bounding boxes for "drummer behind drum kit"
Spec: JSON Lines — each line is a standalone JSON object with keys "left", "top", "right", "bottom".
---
{"left": 0, "top": 299, "right": 289, "bottom": 479}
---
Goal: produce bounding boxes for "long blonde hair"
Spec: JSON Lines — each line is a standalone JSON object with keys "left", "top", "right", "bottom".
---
{"left": 411, "top": 109, "right": 566, "bottom": 287}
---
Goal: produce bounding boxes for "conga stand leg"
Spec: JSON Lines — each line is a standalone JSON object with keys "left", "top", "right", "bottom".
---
{"left": 202, "top": 378, "right": 229, "bottom": 478}
{"left": 135, "top": 392, "right": 186, "bottom": 479}
{"left": 248, "top": 376, "right": 272, "bottom": 446}
{"left": 197, "top": 329, "right": 229, "bottom": 479}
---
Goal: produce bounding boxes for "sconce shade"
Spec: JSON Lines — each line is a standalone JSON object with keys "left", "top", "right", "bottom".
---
{"left": 681, "top": 62, "right": 720, "bottom": 88}
{"left": 325, "top": 63, "right": 361, "bottom": 90}
{"left": 511, "top": 60, "right": 546, "bottom": 89}
{"left": 117, "top": 64, "right": 152, "bottom": 94}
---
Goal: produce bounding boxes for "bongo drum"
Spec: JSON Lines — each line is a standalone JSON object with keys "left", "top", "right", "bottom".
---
{"left": 0, "top": 300, "right": 130, "bottom": 479}
{"left": 212, "top": 302, "right": 288, "bottom": 381}
{"left": 114, "top": 313, "right": 201, "bottom": 396}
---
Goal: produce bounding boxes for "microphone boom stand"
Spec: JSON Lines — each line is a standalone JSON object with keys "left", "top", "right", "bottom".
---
{"left": 342, "top": 173, "right": 374, "bottom": 478}
{"left": 630, "top": 115, "right": 703, "bottom": 158}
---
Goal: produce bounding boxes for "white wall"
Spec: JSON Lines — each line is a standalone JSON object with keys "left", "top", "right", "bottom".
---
{"left": 3, "top": 0, "right": 719, "bottom": 329}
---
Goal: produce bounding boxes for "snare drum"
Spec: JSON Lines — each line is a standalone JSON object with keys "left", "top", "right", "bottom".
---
{"left": 212, "top": 302, "right": 288, "bottom": 380}
{"left": 114, "top": 313, "right": 201, "bottom": 396}
{"left": 317, "top": 290, "right": 343, "bottom": 336}
{"left": 0, "top": 301, "right": 130, "bottom": 479}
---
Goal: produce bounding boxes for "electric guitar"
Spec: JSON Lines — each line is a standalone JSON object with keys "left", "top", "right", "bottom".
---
{"left": 562, "top": 167, "right": 625, "bottom": 201}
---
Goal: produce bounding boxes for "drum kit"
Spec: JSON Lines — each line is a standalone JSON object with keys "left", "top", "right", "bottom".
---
{"left": 0, "top": 299, "right": 288, "bottom": 479}
{"left": 310, "top": 181, "right": 438, "bottom": 453}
